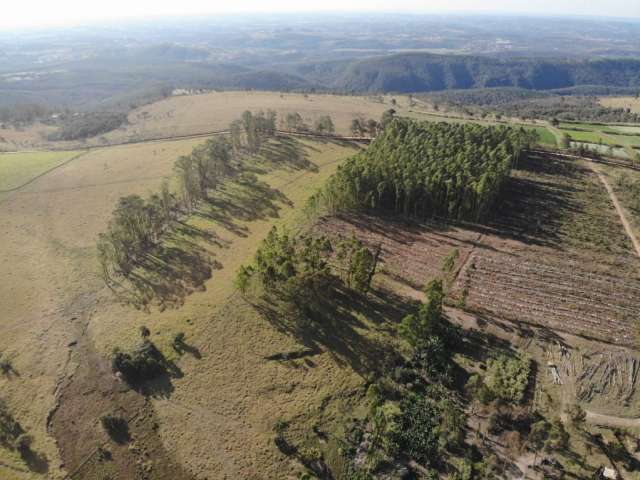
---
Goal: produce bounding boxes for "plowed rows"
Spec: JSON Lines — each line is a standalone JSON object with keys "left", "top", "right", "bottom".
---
{"left": 459, "top": 251, "right": 640, "bottom": 346}
{"left": 315, "top": 214, "right": 477, "bottom": 289}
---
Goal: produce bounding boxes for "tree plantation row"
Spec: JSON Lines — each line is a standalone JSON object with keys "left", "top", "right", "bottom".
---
{"left": 97, "top": 110, "right": 280, "bottom": 284}
{"left": 307, "top": 119, "right": 537, "bottom": 222}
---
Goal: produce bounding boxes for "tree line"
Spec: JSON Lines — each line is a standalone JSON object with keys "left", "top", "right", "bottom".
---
{"left": 307, "top": 118, "right": 536, "bottom": 221}
{"left": 97, "top": 110, "right": 278, "bottom": 285}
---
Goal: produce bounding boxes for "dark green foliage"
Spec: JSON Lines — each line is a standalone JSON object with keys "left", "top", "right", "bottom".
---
{"left": 285, "top": 112, "right": 306, "bottom": 132}
{"left": 172, "top": 332, "right": 186, "bottom": 352}
{"left": 399, "top": 280, "right": 444, "bottom": 348}
{"left": 0, "top": 357, "right": 12, "bottom": 375}
{"left": 111, "top": 340, "right": 166, "bottom": 385}
{"left": 335, "top": 235, "right": 378, "bottom": 293}
{"left": 390, "top": 388, "right": 465, "bottom": 467}
{"left": 331, "top": 54, "right": 640, "bottom": 93}
{"left": 308, "top": 119, "right": 532, "bottom": 221}
{"left": 484, "top": 354, "right": 531, "bottom": 405}
{"left": 48, "top": 112, "right": 127, "bottom": 141}
{"left": 392, "top": 394, "right": 440, "bottom": 464}
{"left": 98, "top": 133, "right": 232, "bottom": 282}
{"left": 100, "top": 414, "right": 130, "bottom": 443}
{"left": 236, "top": 227, "right": 333, "bottom": 311}
{"left": 241, "top": 110, "right": 277, "bottom": 153}
{"left": 314, "top": 115, "right": 335, "bottom": 135}
{"left": 139, "top": 326, "right": 150, "bottom": 338}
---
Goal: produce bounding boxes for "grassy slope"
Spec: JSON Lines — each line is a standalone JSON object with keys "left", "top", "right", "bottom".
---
{"left": 0, "top": 151, "right": 80, "bottom": 192}
{"left": 80, "top": 137, "right": 361, "bottom": 479}
{"left": 0, "top": 137, "right": 219, "bottom": 478}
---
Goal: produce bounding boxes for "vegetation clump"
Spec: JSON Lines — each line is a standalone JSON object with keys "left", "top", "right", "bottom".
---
{"left": 111, "top": 340, "right": 167, "bottom": 385}
{"left": 308, "top": 118, "right": 535, "bottom": 221}
{"left": 482, "top": 354, "right": 531, "bottom": 405}
{"left": 100, "top": 414, "right": 130, "bottom": 443}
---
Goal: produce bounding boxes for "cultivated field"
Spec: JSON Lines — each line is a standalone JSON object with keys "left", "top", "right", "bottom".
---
{"left": 94, "top": 92, "right": 402, "bottom": 145}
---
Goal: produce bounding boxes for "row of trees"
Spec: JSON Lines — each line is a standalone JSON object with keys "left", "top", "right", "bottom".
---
{"left": 98, "top": 111, "right": 277, "bottom": 284}
{"left": 308, "top": 118, "right": 536, "bottom": 221}
{"left": 281, "top": 112, "right": 336, "bottom": 136}
{"left": 350, "top": 109, "right": 396, "bottom": 138}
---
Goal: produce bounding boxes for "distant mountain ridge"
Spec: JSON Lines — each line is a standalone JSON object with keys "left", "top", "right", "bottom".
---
{"left": 282, "top": 53, "right": 640, "bottom": 93}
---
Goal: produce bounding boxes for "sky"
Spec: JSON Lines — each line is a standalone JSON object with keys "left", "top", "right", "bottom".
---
{"left": 2, "top": 0, "right": 639, "bottom": 29}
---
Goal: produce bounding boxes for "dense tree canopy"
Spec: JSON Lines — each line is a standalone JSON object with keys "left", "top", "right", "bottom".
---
{"left": 308, "top": 118, "right": 534, "bottom": 221}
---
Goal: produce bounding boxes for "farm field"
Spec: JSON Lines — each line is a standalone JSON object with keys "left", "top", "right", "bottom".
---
{"left": 94, "top": 91, "right": 403, "bottom": 145}
{"left": 312, "top": 149, "right": 640, "bottom": 415}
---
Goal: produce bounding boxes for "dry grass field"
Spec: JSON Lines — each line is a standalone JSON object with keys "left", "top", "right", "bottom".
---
{"left": 0, "top": 135, "right": 262, "bottom": 478}
{"left": 0, "top": 132, "right": 360, "bottom": 478}
{"left": 599, "top": 96, "right": 640, "bottom": 114}
{"left": 106, "top": 91, "right": 398, "bottom": 141}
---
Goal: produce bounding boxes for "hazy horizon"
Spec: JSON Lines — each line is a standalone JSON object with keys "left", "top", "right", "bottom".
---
{"left": 3, "top": 1, "right": 640, "bottom": 30}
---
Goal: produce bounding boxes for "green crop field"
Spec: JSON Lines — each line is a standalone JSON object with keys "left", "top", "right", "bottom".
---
{"left": 528, "top": 125, "right": 556, "bottom": 146}
{"left": 0, "top": 151, "right": 80, "bottom": 192}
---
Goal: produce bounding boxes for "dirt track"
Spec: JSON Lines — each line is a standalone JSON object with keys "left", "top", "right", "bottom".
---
{"left": 589, "top": 162, "right": 640, "bottom": 257}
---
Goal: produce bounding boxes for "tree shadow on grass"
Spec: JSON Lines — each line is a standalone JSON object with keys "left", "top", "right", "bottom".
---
{"left": 486, "top": 152, "right": 585, "bottom": 249}
{"left": 257, "top": 136, "right": 317, "bottom": 172}
{"left": 250, "top": 283, "right": 412, "bottom": 377}
{"left": 20, "top": 449, "right": 49, "bottom": 474}
{"left": 123, "top": 240, "right": 219, "bottom": 310}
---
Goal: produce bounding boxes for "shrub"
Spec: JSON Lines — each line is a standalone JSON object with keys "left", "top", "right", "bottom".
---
{"left": 0, "top": 357, "right": 11, "bottom": 375}
{"left": 111, "top": 340, "right": 166, "bottom": 385}
{"left": 100, "top": 414, "right": 130, "bottom": 443}
{"left": 565, "top": 404, "right": 586, "bottom": 427}
{"left": 14, "top": 433, "right": 32, "bottom": 452}
{"left": 172, "top": 332, "right": 186, "bottom": 351}
{"left": 484, "top": 354, "right": 531, "bottom": 404}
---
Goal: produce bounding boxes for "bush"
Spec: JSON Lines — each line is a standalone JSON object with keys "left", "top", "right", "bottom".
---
{"left": 484, "top": 354, "right": 531, "bottom": 405}
{"left": 14, "top": 433, "right": 32, "bottom": 452}
{"left": 111, "top": 340, "right": 166, "bottom": 385}
{"left": 100, "top": 414, "right": 130, "bottom": 443}
{"left": 0, "top": 357, "right": 11, "bottom": 375}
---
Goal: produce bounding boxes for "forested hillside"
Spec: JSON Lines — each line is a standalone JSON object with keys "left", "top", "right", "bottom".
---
{"left": 307, "top": 119, "right": 535, "bottom": 221}
{"left": 305, "top": 54, "right": 640, "bottom": 93}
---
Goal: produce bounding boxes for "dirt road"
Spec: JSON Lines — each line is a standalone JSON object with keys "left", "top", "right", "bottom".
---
{"left": 589, "top": 162, "right": 640, "bottom": 257}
